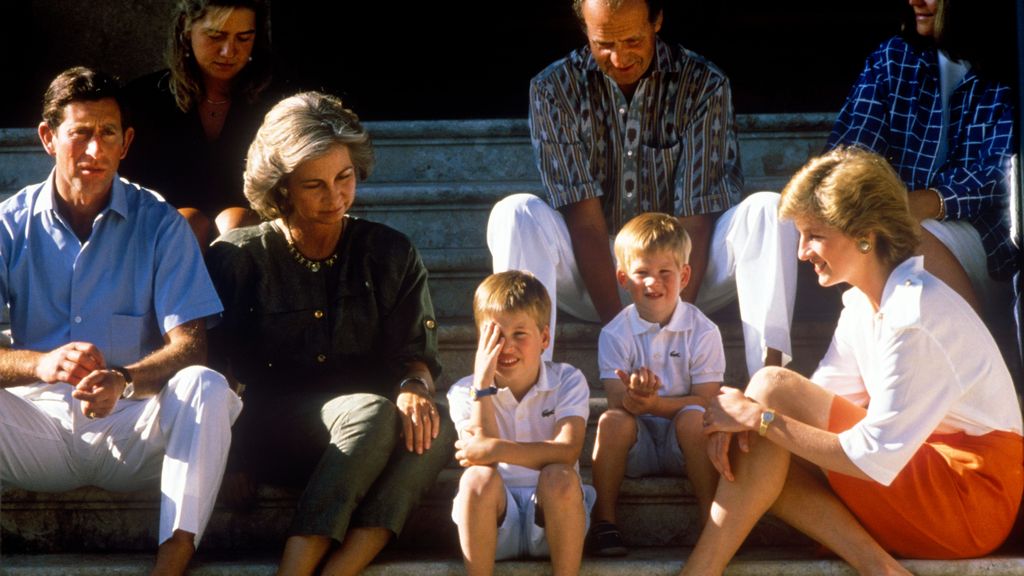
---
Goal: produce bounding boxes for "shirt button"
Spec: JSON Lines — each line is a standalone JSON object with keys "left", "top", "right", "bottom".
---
{"left": 904, "top": 280, "right": 912, "bottom": 286}
{"left": 619, "top": 107, "right": 626, "bottom": 115}
{"left": 626, "top": 150, "right": 634, "bottom": 157}
{"left": 314, "top": 310, "right": 324, "bottom": 319}
{"left": 654, "top": 353, "right": 662, "bottom": 360}
{"left": 626, "top": 192, "right": 634, "bottom": 198}
{"left": 74, "top": 316, "right": 82, "bottom": 324}
{"left": 425, "top": 319, "right": 437, "bottom": 329}
{"left": 316, "top": 354, "right": 327, "bottom": 363}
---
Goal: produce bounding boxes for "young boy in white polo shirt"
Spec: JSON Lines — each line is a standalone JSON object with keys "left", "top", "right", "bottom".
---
{"left": 448, "top": 270, "right": 594, "bottom": 576}
{"left": 588, "top": 213, "right": 725, "bottom": 557}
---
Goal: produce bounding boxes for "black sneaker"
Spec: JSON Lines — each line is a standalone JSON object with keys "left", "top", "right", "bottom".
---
{"left": 588, "top": 520, "right": 628, "bottom": 557}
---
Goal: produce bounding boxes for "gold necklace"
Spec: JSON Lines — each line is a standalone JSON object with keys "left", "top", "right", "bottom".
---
{"left": 279, "top": 220, "right": 340, "bottom": 273}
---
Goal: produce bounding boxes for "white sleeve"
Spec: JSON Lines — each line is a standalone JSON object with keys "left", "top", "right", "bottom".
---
{"left": 689, "top": 320, "right": 726, "bottom": 385}
{"left": 446, "top": 375, "right": 475, "bottom": 434}
{"left": 598, "top": 326, "right": 634, "bottom": 381}
{"left": 555, "top": 365, "right": 591, "bottom": 423}
{"left": 838, "top": 327, "right": 962, "bottom": 485}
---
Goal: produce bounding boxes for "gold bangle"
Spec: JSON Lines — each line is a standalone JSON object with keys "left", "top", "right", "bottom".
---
{"left": 929, "top": 188, "right": 945, "bottom": 220}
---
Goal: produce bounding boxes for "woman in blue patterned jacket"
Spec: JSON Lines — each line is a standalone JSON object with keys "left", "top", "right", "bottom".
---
{"left": 827, "top": 0, "right": 1018, "bottom": 314}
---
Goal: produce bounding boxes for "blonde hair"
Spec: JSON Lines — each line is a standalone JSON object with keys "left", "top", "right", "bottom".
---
{"left": 244, "top": 92, "right": 374, "bottom": 220}
{"left": 778, "top": 146, "right": 920, "bottom": 268}
{"left": 614, "top": 212, "right": 691, "bottom": 272}
{"left": 473, "top": 271, "right": 551, "bottom": 332}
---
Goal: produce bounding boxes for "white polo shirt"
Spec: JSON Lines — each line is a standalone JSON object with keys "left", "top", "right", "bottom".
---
{"left": 448, "top": 361, "right": 590, "bottom": 488}
{"left": 812, "top": 257, "right": 1023, "bottom": 486}
{"left": 598, "top": 299, "right": 726, "bottom": 396}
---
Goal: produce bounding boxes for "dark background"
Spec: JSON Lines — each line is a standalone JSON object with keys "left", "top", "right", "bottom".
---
{"left": 3, "top": 1, "right": 909, "bottom": 125}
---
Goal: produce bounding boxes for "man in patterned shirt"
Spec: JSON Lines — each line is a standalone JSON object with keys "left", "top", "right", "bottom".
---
{"left": 487, "top": 0, "right": 799, "bottom": 379}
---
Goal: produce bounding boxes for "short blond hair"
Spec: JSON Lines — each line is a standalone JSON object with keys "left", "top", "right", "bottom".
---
{"left": 779, "top": 146, "right": 920, "bottom": 268}
{"left": 614, "top": 212, "right": 692, "bottom": 272}
{"left": 473, "top": 271, "right": 551, "bottom": 332}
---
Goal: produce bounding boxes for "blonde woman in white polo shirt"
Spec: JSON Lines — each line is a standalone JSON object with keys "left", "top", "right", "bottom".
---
{"left": 683, "top": 146, "right": 1023, "bottom": 576}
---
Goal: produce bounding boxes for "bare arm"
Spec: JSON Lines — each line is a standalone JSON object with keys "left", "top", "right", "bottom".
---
{"left": 70, "top": 319, "right": 207, "bottom": 419}
{"left": 705, "top": 387, "right": 869, "bottom": 481}
{"left": 563, "top": 198, "right": 622, "bottom": 325}
{"left": 678, "top": 214, "right": 715, "bottom": 303}
{"left": 455, "top": 416, "right": 586, "bottom": 470}
{"left": 907, "top": 188, "right": 944, "bottom": 221}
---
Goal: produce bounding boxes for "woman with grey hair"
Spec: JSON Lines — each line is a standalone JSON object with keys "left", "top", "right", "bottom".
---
{"left": 206, "top": 91, "right": 455, "bottom": 575}
{"left": 682, "top": 147, "right": 1022, "bottom": 575}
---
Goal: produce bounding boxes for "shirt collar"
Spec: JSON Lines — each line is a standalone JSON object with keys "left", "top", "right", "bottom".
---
{"left": 33, "top": 170, "right": 128, "bottom": 220}
{"left": 879, "top": 256, "right": 925, "bottom": 310}
{"left": 626, "top": 298, "right": 688, "bottom": 335}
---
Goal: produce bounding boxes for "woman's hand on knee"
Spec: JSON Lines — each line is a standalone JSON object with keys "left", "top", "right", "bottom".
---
{"left": 397, "top": 391, "right": 441, "bottom": 454}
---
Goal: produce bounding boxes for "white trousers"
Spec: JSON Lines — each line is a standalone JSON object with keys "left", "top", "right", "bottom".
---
{"left": 487, "top": 193, "right": 799, "bottom": 377}
{"left": 0, "top": 365, "right": 242, "bottom": 547}
{"left": 921, "top": 218, "right": 1013, "bottom": 323}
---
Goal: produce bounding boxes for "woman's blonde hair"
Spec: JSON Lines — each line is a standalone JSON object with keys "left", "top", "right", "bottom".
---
{"left": 244, "top": 92, "right": 374, "bottom": 220}
{"left": 779, "top": 146, "right": 920, "bottom": 268}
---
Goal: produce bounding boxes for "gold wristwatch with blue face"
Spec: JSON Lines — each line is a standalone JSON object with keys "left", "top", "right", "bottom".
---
{"left": 758, "top": 409, "right": 776, "bottom": 436}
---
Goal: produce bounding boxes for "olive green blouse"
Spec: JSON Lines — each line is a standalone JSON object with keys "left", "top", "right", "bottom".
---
{"left": 206, "top": 217, "right": 440, "bottom": 404}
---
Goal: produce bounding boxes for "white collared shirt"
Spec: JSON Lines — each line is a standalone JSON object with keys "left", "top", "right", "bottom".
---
{"left": 448, "top": 361, "right": 590, "bottom": 487}
{"left": 598, "top": 299, "right": 726, "bottom": 396}
{"left": 813, "top": 256, "right": 1023, "bottom": 485}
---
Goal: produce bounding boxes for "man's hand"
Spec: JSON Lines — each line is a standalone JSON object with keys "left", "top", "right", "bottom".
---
{"left": 71, "top": 369, "right": 126, "bottom": 419}
{"left": 474, "top": 321, "right": 503, "bottom": 390}
{"left": 35, "top": 342, "right": 105, "bottom": 386}
{"left": 454, "top": 425, "right": 498, "bottom": 467}
{"left": 397, "top": 388, "right": 441, "bottom": 455}
{"left": 616, "top": 367, "right": 660, "bottom": 415}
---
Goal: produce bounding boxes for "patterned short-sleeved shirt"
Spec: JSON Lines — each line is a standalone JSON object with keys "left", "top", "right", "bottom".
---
{"left": 828, "top": 36, "right": 1018, "bottom": 280}
{"left": 529, "top": 37, "right": 743, "bottom": 234}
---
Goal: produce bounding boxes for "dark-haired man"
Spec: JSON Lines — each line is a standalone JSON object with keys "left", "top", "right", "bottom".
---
{"left": 0, "top": 67, "right": 241, "bottom": 576}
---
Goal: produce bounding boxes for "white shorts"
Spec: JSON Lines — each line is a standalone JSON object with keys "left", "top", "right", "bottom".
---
{"left": 452, "top": 481, "right": 597, "bottom": 560}
{"left": 625, "top": 409, "right": 704, "bottom": 478}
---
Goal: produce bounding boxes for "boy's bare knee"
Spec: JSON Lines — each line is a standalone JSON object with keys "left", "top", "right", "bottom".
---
{"left": 597, "top": 408, "right": 637, "bottom": 441}
{"left": 459, "top": 465, "right": 504, "bottom": 503}
{"left": 537, "top": 463, "right": 579, "bottom": 501}
{"left": 673, "top": 408, "right": 705, "bottom": 437}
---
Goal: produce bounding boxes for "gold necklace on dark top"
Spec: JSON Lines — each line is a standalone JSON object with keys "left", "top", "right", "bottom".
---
{"left": 286, "top": 241, "right": 338, "bottom": 272}
{"left": 278, "top": 218, "right": 342, "bottom": 273}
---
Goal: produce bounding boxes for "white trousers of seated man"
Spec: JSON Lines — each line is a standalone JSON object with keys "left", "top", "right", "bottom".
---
{"left": 488, "top": 192, "right": 799, "bottom": 377}
{"left": 0, "top": 365, "right": 242, "bottom": 547}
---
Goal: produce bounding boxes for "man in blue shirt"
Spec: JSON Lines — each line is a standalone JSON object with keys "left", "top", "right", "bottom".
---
{"left": 0, "top": 67, "right": 241, "bottom": 576}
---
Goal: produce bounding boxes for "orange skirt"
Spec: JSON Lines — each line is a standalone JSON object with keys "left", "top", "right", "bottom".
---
{"left": 827, "top": 397, "right": 1023, "bottom": 559}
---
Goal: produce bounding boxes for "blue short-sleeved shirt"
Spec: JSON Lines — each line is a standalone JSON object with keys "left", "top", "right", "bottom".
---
{"left": 0, "top": 172, "right": 223, "bottom": 367}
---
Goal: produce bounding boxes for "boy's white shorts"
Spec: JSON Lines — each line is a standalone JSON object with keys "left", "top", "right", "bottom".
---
{"left": 452, "top": 480, "right": 597, "bottom": 559}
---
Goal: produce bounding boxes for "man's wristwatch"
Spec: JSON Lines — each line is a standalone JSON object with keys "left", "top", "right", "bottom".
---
{"left": 758, "top": 409, "right": 776, "bottom": 437}
{"left": 399, "top": 376, "right": 429, "bottom": 395}
{"left": 111, "top": 366, "right": 135, "bottom": 399}
{"left": 470, "top": 385, "right": 499, "bottom": 401}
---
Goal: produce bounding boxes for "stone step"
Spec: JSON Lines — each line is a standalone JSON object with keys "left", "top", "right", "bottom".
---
{"left": 3, "top": 549, "right": 1024, "bottom": 576}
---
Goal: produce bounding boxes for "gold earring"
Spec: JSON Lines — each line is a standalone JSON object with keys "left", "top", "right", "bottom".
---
{"left": 858, "top": 239, "right": 871, "bottom": 254}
